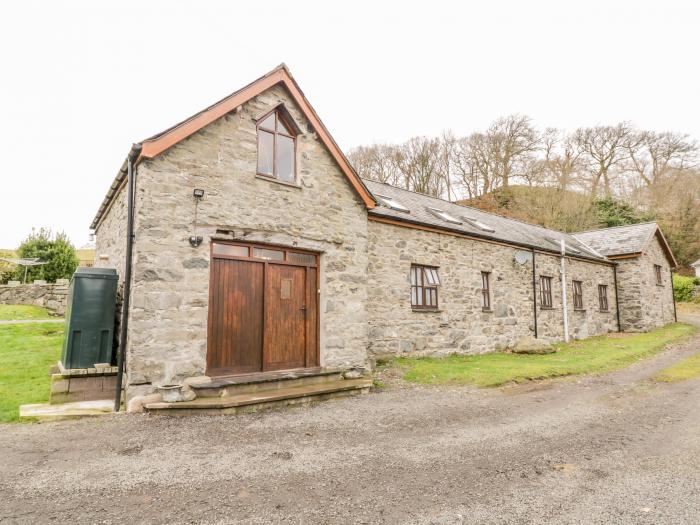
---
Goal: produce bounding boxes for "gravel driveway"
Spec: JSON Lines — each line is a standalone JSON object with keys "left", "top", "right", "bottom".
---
{"left": 2, "top": 324, "right": 700, "bottom": 524}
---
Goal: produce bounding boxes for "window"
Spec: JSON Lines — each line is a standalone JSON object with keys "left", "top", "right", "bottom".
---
{"left": 598, "top": 284, "right": 609, "bottom": 312}
{"left": 654, "top": 264, "right": 663, "bottom": 285}
{"left": 427, "top": 207, "right": 462, "bottom": 224}
{"left": 257, "top": 108, "right": 296, "bottom": 183}
{"left": 481, "top": 271, "right": 491, "bottom": 311}
{"left": 411, "top": 265, "right": 440, "bottom": 310}
{"left": 572, "top": 280, "right": 584, "bottom": 310}
{"left": 463, "top": 216, "right": 496, "bottom": 233}
{"left": 376, "top": 194, "right": 410, "bottom": 213}
{"left": 540, "top": 276, "right": 553, "bottom": 308}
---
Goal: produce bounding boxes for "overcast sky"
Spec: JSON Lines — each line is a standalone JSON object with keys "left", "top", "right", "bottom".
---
{"left": 1, "top": 0, "right": 699, "bottom": 248}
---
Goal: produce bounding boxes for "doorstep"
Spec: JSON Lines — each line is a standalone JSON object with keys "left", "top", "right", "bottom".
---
{"left": 145, "top": 378, "right": 372, "bottom": 416}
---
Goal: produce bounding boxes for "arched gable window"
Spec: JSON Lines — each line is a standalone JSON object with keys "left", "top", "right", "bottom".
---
{"left": 257, "top": 108, "right": 296, "bottom": 183}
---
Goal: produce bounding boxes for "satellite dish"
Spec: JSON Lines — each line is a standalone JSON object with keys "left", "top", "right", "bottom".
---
{"left": 514, "top": 250, "right": 533, "bottom": 265}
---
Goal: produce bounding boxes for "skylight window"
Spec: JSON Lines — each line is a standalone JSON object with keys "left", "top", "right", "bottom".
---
{"left": 376, "top": 194, "right": 410, "bottom": 213}
{"left": 427, "top": 207, "right": 462, "bottom": 224}
{"left": 462, "top": 216, "right": 496, "bottom": 233}
{"left": 545, "top": 236, "right": 581, "bottom": 255}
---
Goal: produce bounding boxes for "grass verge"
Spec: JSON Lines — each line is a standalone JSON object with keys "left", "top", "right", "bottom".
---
{"left": 0, "top": 304, "right": 56, "bottom": 321}
{"left": 653, "top": 352, "right": 700, "bottom": 383}
{"left": 391, "top": 323, "right": 696, "bottom": 388}
{"left": 0, "top": 322, "right": 64, "bottom": 422}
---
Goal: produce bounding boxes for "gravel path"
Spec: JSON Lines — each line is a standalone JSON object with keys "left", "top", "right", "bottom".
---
{"left": 1, "top": 326, "right": 700, "bottom": 524}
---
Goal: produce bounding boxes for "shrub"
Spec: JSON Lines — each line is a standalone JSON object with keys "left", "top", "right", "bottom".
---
{"left": 13, "top": 228, "right": 79, "bottom": 283}
{"left": 673, "top": 274, "right": 698, "bottom": 302}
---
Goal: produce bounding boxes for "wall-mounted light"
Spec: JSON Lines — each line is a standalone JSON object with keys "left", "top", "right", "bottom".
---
{"left": 190, "top": 189, "right": 205, "bottom": 247}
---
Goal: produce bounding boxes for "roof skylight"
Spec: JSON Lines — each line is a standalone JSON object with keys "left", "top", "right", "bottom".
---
{"left": 545, "top": 236, "right": 581, "bottom": 255}
{"left": 462, "top": 216, "right": 496, "bottom": 233}
{"left": 427, "top": 207, "right": 462, "bottom": 224}
{"left": 376, "top": 194, "right": 410, "bottom": 213}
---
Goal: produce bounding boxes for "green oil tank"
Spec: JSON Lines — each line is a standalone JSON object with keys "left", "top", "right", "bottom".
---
{"left": 61, "top": 267, "right": 119, "bottom": 369}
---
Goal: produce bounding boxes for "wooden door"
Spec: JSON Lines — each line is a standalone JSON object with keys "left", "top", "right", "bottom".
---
{"left": 263, "top": 264, "right": 306, "bottom": 370}
{"left": 207, "top": 242, "right": 319, "bottom": 376}
{"left": 207, "top": 258, "right": 264, "bottom": 375}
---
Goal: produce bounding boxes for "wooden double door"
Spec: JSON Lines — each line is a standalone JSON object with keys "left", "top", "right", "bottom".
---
{"left": 207, "top": 242, "right": 319, "bottom": 376}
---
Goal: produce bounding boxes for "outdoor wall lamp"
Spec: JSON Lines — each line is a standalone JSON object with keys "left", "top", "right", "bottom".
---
{"left": 190, "top": 189, "right": 205, "bottom": 247}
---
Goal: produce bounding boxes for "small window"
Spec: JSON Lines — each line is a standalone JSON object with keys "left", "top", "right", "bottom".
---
{"left": 212, "top": 243, "right": 248, "bottom": 258}
{"left": 252, "top": 247, "right": 284, "bottom": 261}
{"left": 540, "top": 276, "right": 553, "bottom": 308}
{"left": 481, "top": 271, "right": 491, "bottom": 311}
{"left": 257, "top": 108, "right": 296, "bottom": 183}
{"left": 572, "top": 280, "right": 584, "bottom": 310}
{"left": 463, "top": 217, "right": 495, "bottom": 233}
{"left": 598, "top": 284, "right": 609, "bottom": 312}
{"left": 376, "top": 194, "right": 410, "bottom": 213}
{"left": 427, "top": 208, "right": 461, "bottom": 224}
{"left": 654, "top": 264, "right": 663, "bottom": 285}
{"left": 411, "top": 265, "right": 439, "bottom": 310}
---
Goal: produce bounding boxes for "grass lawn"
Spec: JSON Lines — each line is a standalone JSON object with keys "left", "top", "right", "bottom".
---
{"left": 0, "top": 322, "right": 64, "bottom": 422}
{"left": 654, "top": 352, "right": 700, "bottom": 383}
{"left": 391, "top": 323, "right": 697, "bottom": 388}
{"left": 0, "top": 304, "right": 56, "bottom": 321}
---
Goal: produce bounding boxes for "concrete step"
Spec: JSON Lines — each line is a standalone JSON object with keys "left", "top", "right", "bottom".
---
{"left": 192, "top": 368, "right": 345, "bottom": 397}
{"left": 19, "top": 399, "right": 114, "bottom": 421}
{"left": 145, "top": 378, "right": 372, "bottom": 415}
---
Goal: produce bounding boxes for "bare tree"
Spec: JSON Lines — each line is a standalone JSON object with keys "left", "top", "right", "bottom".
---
{"left": 541, "top": 128, "right": 582, "bottom": 191}
{"left": 626, "top": 130, "right": 698, "bottom": 187}
{"left": 393, "top": 136, "right": 444, "bottom": 196}
{"left": 348, "top": 144, "right": 400, "bottom": 185}
{"left": 485, "top": 114, "right": 541, "bottom": 188}
{"left": 573, "top": 123, "right": 633, "bottom": 198}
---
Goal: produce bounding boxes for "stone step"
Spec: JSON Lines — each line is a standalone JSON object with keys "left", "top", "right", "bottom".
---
{"left": 19, "top": 399, "right": 114, "bottom": 421}
{"left": 191, "top": 368, "right": 345, "bottom": 397}
{"left": 145, "top": 378, "right": 372, "bottom": 415}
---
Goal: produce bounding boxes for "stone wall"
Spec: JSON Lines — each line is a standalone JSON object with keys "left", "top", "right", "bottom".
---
{"left": 615, "top": 234, "right": 676, "bottom": 331}
{"left": 101, "top": 84, "right": 369, "bottom": 400}
{"left": 367, "top": 220, "right": 619, "bottom": 359}
{"left": 0, "top": 280, "right": 69, "bottom": 316}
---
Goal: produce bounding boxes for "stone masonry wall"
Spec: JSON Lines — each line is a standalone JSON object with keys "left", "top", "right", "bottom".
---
{"left": 616, "top": 235, "right": 676, "bottom": 331}
{"left": 0, "top": 281, "right": 69, "bottom": 316}
{"left": 367, "top": 220, "right": 619, "bottom": 359}
{"left": 118, "top": 84, "right": 369, "bottom": 397}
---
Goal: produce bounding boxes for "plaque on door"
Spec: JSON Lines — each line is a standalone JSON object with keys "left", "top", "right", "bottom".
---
{"left": 280, "top": 278, "right": 292, "bottom": 299}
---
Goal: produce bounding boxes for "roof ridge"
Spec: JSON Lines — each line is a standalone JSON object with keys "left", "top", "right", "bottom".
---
{"left": 574, "top": 221, "right": 658, "bottom": 235}
{"left": 362, "top": 178, "right": 586, "bottom": 240}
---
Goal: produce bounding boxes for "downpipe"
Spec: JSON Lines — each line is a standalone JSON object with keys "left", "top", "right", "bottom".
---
{"left": 114, "top": 143, "right": 142, "bottom": 412}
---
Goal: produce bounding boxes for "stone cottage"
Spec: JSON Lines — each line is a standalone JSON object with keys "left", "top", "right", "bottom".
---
{"left": 574, "top": 222, "right": 677, "bottom": 331}
{"left": 91, "top": 65, "right": 677, "bottom": 412}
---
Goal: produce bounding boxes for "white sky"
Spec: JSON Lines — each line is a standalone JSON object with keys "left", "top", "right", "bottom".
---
{"left": 1, "top": 0, "right": 699, "bottom": 248}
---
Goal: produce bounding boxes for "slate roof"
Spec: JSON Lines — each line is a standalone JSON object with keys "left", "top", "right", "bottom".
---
{"left": 362, "top": 179, "right": 608, "bottom": 262}
{"left": 572, "top": 222, "right": 659, "bottom": 257}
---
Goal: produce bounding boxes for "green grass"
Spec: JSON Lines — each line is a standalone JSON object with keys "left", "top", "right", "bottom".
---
{"left": 391, "top": 323, "right": 697, "bottom": 388}
{"left": 654, "top": 352, "right": 700, "bottom": 383}
{"left": 0, "top": 322, "right": 64, "bottom": 422}
{"left": 0, "top": 304, "right": 56, "bottom": 321}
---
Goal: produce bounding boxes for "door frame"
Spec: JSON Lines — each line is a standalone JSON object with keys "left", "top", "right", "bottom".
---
{"left": 206, "top": 240, "right": 320, "bottom": 376}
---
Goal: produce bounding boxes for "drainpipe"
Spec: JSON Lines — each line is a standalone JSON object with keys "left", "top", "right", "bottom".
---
{"left": 114, "top": 143, "right": 143, "bottom": 412}
{"left": 531, "top": 248, "right": 538, "bottom": 338}
{"left": 613, "top": 264, "right": 622, "bottom": 332}
{"left": 560, "top": 240, "right": 569, "bottom": 342}
{"left": 670, "top": 269, "right": 677, "bottom": 322}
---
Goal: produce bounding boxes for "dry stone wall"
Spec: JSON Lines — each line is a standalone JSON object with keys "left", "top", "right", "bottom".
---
{"left": 0, "top": 280, "right": 69, "bottom": 316}
{"left": 367, "top": 220, "right": 619, "bottom": 359}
